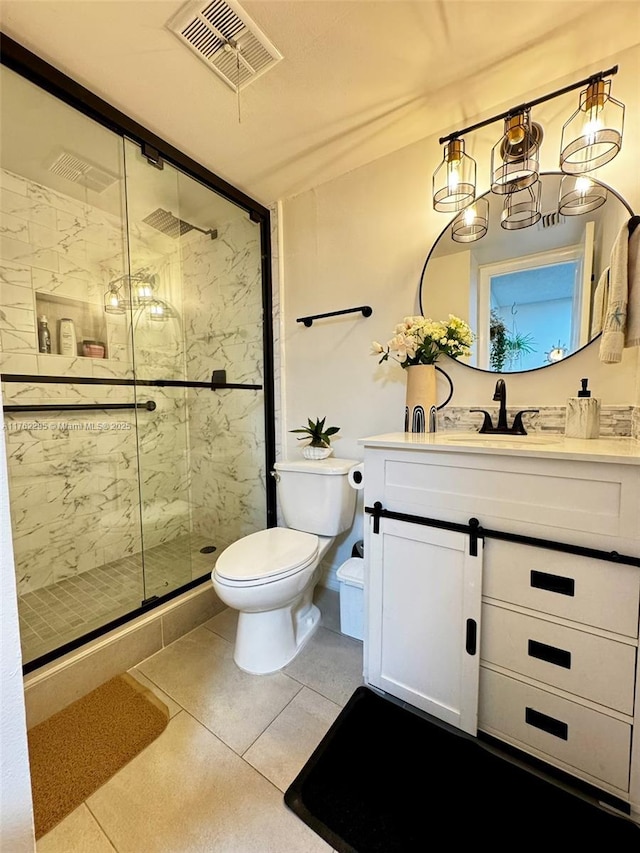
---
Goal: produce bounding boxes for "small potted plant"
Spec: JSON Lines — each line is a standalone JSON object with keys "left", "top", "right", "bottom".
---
{"left": 290, "top": 417, "right": 340, "bottom": 460}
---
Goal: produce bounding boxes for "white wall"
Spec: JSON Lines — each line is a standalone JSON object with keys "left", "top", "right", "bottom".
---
{"left": 281, "top": 44, "right": 640, "bottom": 582}
{"left": 0, "top": 406, "right": 35, "bottom": 852}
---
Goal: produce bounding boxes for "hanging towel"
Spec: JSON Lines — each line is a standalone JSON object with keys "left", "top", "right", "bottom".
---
{"left": 591, "top": 266, "right": 609, "bottom": 337}
{"left": 626, "top": 225, "right": 640, "bottom": 347}
{"left": 599, "top": 218, "right": 640, "bottom": 363}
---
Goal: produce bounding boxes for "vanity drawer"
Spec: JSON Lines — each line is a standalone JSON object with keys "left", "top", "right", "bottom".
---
{"left": 481, "top": 604, "right": 637, "bottom": 714}
{"left": 479, "top": 668, "right": 632, "bottom": 792}
{"left": 483, "top": 540, "right": 640, "bottom": 637}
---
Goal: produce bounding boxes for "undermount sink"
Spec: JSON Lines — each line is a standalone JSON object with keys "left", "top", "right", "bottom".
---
{"left": 442, "top": 434, "right": 558, "bottom": 446}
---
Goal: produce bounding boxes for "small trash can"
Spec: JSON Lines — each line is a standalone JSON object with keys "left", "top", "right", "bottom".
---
{"left": 336, "top": 557, "right": 364, "bottom": 641}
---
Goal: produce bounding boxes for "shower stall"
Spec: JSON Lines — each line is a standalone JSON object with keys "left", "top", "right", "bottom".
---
{"left": 0, "top": 41, "right": 275, "bottom": 672}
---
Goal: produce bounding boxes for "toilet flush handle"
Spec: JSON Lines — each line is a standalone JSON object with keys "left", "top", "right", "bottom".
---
{"left": 270, "top": 470, "right": 280, "bottom": 482}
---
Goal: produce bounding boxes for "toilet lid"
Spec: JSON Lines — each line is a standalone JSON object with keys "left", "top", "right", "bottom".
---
{"left": 215, "top": 528, "right": 319, "bottom": 583}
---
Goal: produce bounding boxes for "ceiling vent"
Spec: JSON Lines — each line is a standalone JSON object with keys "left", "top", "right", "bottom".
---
{"left": 167, "top": 0, "right": 283, "bottom": 92}
{"left": 538, "top": 211, "right": 567, "bottom": 229}
{"left": 48, "top": 151, "right": 119, "bottom": 193}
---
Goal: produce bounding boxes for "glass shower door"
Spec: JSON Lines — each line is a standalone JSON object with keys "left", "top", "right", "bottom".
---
{"left": 123, "top": 139, "right": 268, "bottom": 597}
{"left": 0, "top": 65, "right": 147, "bottom": 666}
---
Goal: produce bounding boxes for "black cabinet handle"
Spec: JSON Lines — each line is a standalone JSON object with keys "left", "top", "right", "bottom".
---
{"left": 530, "top": 570, "right": 575, "bottom": 597}
{"left": 465, "top": 619, "right": 477, "bottom": 655}
{"left": 528, "top": 639, "right": 572, "bottom": 669}
{"left": 525, "top": 707, "right": 568, "bottom": 740}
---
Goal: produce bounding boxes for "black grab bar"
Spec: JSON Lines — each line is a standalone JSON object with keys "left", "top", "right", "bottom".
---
{"left": 3, "top": 401, "right": 157, "bottom": 413}
{"left": 297, "top": 306, "right": 373, "bottom": 327}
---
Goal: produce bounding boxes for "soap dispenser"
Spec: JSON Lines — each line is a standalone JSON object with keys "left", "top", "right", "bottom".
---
{"left": 564, "top": 378, "right": 600, "bottom": 439}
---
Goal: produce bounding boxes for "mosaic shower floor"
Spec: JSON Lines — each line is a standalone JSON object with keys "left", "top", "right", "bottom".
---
{"left": 18, "top": 534, "right": 218, "bottom": 666}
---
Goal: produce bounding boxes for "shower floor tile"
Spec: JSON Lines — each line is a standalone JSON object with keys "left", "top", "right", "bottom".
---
{"left": 18, "top": 533, "right": 218, "bottom": 666}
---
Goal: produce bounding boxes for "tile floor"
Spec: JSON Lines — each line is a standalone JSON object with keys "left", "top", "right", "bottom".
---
{"left": 35, "top": 589, "right": 363, "bottom": 852}
{"left": 19, "top": 534, "right": 217, "bottom": 665}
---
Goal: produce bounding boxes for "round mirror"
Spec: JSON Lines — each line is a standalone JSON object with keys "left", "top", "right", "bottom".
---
{"left": 419, "top": 172, "right": 634, "bottom": 373}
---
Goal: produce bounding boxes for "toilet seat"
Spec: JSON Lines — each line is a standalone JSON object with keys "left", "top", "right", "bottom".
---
{"left": 214, "top": 527, "right": 319, "bottom": 585}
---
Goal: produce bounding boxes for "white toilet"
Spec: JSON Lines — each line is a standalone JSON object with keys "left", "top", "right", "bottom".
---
{"left": 211, "top": 457, "right": 358, "bottom": 674}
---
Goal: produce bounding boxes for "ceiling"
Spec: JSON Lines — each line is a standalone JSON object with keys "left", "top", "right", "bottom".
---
{"left": 0, "top": 1, "right": 639, "bottom": 206}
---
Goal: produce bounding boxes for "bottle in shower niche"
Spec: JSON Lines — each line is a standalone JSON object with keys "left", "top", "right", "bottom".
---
{"left": 59, "top": 318, "right": 77, "bottom": 356}
{"left": 37, "top": 316, "right": 52, "bottom": 353}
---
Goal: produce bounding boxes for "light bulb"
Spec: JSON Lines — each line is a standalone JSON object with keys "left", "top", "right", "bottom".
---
{"left": 447, "top": 161, "right": 461, "bottom": 192}
{"left": 575, "top": 177, "right": 592, "bottom": 195}
{"left": 463, "top": 206, "right": 476, "bottom": 226}
{"left": 583, "top": 113, "right": 602, "bottom": 146}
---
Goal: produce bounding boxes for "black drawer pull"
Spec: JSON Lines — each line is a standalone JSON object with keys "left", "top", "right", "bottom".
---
{"left": 528, "top": 639, "right": 572, "bottom": 669}
{"left": 530, "top": 570, "right": 575, "bottom": 597}
{"left": 525, "top": 707, "right": 568, "bottom": 740}
{"left": 465, "top": 619, "right": 477, "bottom": 655}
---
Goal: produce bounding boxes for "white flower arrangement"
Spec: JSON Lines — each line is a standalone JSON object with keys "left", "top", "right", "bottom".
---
{"left": 372, "top": 314, "right": 474, "bottom": 367}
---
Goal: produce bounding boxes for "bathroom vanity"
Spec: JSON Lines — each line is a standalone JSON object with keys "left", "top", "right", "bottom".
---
{"left": 360, "top": 432, "right": 640, "bottom": 823}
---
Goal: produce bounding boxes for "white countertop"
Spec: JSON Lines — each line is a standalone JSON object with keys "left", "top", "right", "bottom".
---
{"left": 358, "top": 431, "right": 640, "bottom": 465}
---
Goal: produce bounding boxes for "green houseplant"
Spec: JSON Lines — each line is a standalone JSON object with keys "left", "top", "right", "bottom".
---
{"left": 290, "top": 417, "right": 340, "bottom": 459}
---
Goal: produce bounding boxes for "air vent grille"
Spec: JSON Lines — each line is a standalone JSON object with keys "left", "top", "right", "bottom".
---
{"left": 539, "top": 211, "right": 567, "bottom": 229}
{"left": 168, "top": 0, "right": 282, "bottom": 92}
{"left": 48, "top": 152, "right": 119, "bottom": 193}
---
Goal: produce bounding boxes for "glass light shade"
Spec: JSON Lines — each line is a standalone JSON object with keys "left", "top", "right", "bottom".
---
{"left": 560, "top": 79, "right": 624, "bottom": 174}
{"left": 104, "top": 283, "right": 126, "bottom": 314}
{"left": 501, "top": 181, "right": 541, "bottom": 230}
{"left": 432, "top": 139, "right": 476, "bottom": 212}
{"left": 558, "top": 174, "right": 607, "bottom": 216}
{"left": 491, "top": 112, "right": 540, "bottom": 195}
{"left": 135, "top": 281, "right": 154, "bottom": 304}
{"left": 148, "top": 299, "right": 168, "bottom": 322}
{"left": 451, "top": 196, "right": 489, "bottom": 243}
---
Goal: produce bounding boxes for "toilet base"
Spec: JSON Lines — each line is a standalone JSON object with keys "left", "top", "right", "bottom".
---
{"left": 234, "top": 599, "right": 322, "bottom": 675}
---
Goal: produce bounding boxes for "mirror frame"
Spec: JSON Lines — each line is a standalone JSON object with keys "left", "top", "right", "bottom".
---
{"left": 418, "top": 171, "right": 635, "bottom": 374}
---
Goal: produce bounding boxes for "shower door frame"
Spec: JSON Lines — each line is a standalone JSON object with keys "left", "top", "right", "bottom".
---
{"left": 0, "top": 33, "right": 277, "bottom": 674}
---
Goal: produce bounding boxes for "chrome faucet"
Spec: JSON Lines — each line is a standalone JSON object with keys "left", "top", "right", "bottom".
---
{"left": 471, "top": 379, "right": 539, "bottom": 435}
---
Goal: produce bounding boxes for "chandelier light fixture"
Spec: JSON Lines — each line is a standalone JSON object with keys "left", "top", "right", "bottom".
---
{"left": 432, "top": 65, "right": 623, "bottom": 239}
{"left": 501, "top": 182, "right": 542, "bottom": 231}
{"left": 490, "top": 110, "right": 541, "bottom": 195}
{"left": 451, "top": 196, "right": 489, "bottom": 243}
{"left": 558, "top": 174, "right": 607, "bottom": 216}
{"left": 432, "top": 138, "right": 476, "bottom": 212}
{"left": 560, "top": 78, "right": 625, "bottom": 174}
{"left": 104, "top": 272, "right": 170, "bottom": 319}
{"left": 103, "top": 280, "right": 127, "bottom": 315}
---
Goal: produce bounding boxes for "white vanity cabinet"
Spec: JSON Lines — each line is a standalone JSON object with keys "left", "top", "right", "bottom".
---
{"left": 365, "top": 515, "right": 482, "bottom": 735}
{"left": 360, "top": 433, "right": 640, "bottom": 823}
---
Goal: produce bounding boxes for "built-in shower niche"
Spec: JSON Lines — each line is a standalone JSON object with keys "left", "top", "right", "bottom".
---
{"left": 35, "top": 291, "right": 107, "bottom": 358}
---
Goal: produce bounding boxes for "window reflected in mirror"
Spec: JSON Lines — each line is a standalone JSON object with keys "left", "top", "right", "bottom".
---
{"left": 420, "top": 173, "right": 633, "bottom": 373}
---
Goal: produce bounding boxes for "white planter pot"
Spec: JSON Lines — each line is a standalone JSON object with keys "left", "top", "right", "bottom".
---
{"left": 302, "top": 445, "right": 333, "bottom": 460}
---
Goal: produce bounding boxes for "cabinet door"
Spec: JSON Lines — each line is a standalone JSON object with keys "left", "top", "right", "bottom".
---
{"left": 366, "top": 517, "right": 483, "bottom": 735}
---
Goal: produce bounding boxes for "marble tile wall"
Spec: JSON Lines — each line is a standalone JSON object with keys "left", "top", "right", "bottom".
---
{"left": 180, "top": 214, "right": 267, "bottom": 552}
{"left": 0, "top": 170, "right": 192, "bottom": 594}
{"left": 438, "top": 404, "right": 634, "bottom": 436}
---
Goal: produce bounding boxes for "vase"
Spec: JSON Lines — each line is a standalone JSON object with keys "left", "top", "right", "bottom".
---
{"left": 404, "top": 364, "right": 438, "bottom": 433}
{"left": 302, "top": 445, "right": 333, "bottom": 460}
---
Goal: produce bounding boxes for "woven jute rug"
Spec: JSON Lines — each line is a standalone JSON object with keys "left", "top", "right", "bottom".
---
{"left": 28, "top": 672, "right": 169, "bottom": 839}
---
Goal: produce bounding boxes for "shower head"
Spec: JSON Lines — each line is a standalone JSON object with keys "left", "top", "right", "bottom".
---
{"left": 142, "top": 208, "right": 217, "bottom": 240}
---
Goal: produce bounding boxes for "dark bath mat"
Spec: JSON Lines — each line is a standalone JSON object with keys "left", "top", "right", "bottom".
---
{"left": 285, "top": 686, "right": 639, "bottom": 852}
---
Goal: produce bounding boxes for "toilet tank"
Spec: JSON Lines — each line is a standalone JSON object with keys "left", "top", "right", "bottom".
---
{"left": 273, "top": 458, "right": 358, "bottom": 536}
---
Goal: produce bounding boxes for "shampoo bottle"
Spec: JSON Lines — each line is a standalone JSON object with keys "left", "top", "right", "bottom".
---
{"left": 59, "top": 318, "right": 77, "bottom": 357}
{"left": 564, "top": 378, "right": 600, "bottom": 439}
{"left": 37, "top": 316, "right": 51, "bottom": 353}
